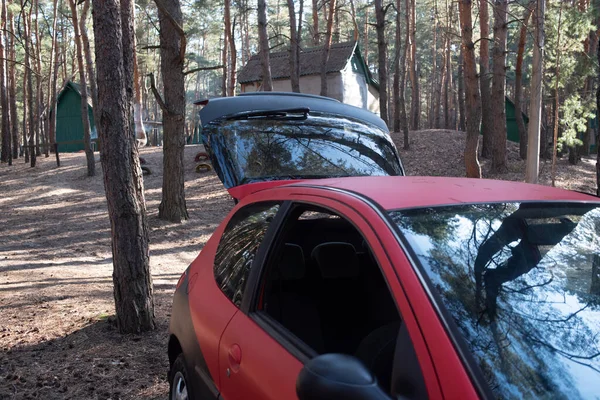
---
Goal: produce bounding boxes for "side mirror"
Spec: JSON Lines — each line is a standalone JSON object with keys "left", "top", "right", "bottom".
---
{"left": 296, "top": 353, "right": 393, "bottom": 400}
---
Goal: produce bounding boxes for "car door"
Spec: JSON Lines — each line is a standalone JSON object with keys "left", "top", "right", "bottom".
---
{"left": 217, "top": 190, "right": 441, "bottom": 400}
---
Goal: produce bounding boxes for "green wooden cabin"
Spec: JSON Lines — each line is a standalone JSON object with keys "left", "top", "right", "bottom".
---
{"left": 505, "top": 97, "right": 528, "bottom": 143}
{"left": 54, "top": 81, "right": 97, "bottom": 153}
{"left": 481, "top": 97, "right": 528, "bottom": 143}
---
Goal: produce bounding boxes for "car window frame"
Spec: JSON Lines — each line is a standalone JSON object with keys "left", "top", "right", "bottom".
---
{"left": 240, "top": 199, "right": 428, "bottom": 397}
{"left": 213, "top": 200, "right": 290, "bottom": 309}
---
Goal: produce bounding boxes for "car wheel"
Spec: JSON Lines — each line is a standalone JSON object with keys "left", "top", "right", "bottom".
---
{"left": 169, "top": 354, "right": 193, "bottom": 400}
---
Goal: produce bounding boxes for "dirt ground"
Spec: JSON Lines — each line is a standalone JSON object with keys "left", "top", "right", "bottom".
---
{"left": 0, "top": 130, "right": 597, "bottom": 400}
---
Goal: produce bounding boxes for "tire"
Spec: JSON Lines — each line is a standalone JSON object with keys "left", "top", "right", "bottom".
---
{"left": 194, "top": 152, "right": 210, "bottom": 162}
{"left": 169, "top": 354, "right": 193, "bottom": 400}
{"left": 195, "top": 163, "right": 212, "bottom": 173}
{"left": 142, "top": 166, "right": 152, "bottom": 175}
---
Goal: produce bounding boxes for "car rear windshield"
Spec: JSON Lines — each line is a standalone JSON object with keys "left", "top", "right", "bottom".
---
{"left": 202, "top": 113, "right": 403, "bottom": 187}
{"left": 389, "top": 203, "right": 600, "bottom": 399}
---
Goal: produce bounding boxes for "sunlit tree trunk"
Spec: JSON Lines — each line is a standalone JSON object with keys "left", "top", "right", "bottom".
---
{"left": 92, "top": 0, "right": 155, "bottom": 333}
{"left": 480, "top": 0, "right": 492, "bottom": 158}
{"left": 459, "top": 0, "right": 481, "bottom": 178}
{"left": 8, "top": 2, "right": 18, "bottom": 159}
{"left": 407, "top": 0, "right": 419, "bottom": 130}
{"left": 526, "top": 0, "right": 545, "bottom": 183}
{"left": 393, "top": 0, "right": 409, "bottom": 149}
{"left": 258, "top": 0, "right": 272, "bottom": 91}
{"left": 374, "top": 0, "right": 388, "bottom": 125}
{"left": 516, "top": 2, "right": 534, "bottom": 160}
{"left": 22, "top": 0, "right": 35, "bottom": 167}
{"left": 287, "top": 0, "right": 300, "bottom": 92}
{"left": 320, "top": 0, "right": 336, "bottom": 97}
{"left": 0, "top": 0, "right": 10, "bottom": 165}
{"left": 69, "top": 0, "right": 95, "bottom": 176}
{"left": 490, "top": 0, "right": 508, "bottom": 173}
{"left": 48, "top": 0, "right": 60, "bottom": 154}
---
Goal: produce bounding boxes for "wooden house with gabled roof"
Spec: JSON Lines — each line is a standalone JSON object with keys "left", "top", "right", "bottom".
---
{"left": 237, "top": 41, "right": 381, "bottom": 114}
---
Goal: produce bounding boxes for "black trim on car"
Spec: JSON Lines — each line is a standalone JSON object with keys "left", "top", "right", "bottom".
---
{"left": 240, "top": 201, "right": 293, "bottom": 314}
{"left": 283, "top": 184, "right": 494, "bottom": 400}
{"left": 250, "top": 311, "right": 317, "bottom": 363}
{"left": 168, "top": 273, "right": 220, "bottom": 400}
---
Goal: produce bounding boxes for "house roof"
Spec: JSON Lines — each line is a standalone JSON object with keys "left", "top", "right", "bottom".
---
{"left": 57, "top": 81, "right": 93, "bottom": 108}
{"left": 238, "top": 41, "right": 377, "bottom": 88}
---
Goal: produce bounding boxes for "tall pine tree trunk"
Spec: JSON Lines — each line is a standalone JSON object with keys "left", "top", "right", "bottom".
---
{"left": 312, "top": 0, "right": 319, "bottom": 45}
{"left": 69, "top": 0, "right": 95, "bottom": 176}
{"left": 0, "top": 0, "right": 10, "bottom": 165}
{"left": 479, "top": 0, "right": 492, "bottom": 158}
{"left": 516, "top": 3, "right": 534, "bottom": 160}
{"left": 155, "top": 0, "right": 189, "bottom": 222}
{"left": 393, "top": 0, "right": 409, "bottom": 149}
{"left": 490, "top": 0, "right": 508, "bottom": 173}
{"left": 23, "top": 0, "right": 35, "bottom": 167}
{"left": 458, "top": 49, "right": 466, "bottom": 131}
{"left": 258, "top": 0, "right": 272, "bottom": 91}
{"left": 459, "top": 0, "right": 481, "bottom": 178}
{"left": 407, "top": 0, "right": 419, "bottom": 130}
{"left": 224, "top": 0, "right": 232, "bottom": 95}
{"left": 8, "top": 3, "right": 18, "bottom": 159}
{"left": 92, "top": 0, "right": 155, "bottom": 333}
{"left": 375, "top": 0, "right": 388, "bottom": 125}
{"left": 320, "top": 0, "right": 336, "bottom": 97}
{"left": 287, "top": 0, "right": 300, "bottom": 92}
{"left": 525, "top": 0, "right": 545, "bottom": 183}
{"left": 48, "top": 0, "right": 60, "bottom": 153}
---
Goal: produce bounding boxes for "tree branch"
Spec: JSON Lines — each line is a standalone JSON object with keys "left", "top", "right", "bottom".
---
{"left": 184, "top": 65, "right": 224, "bottom": 75}
{"left": 148, "top": 72, "right": 170, "bottom": 114}
{"left": 153, "top": 0, "right": 187, "bottom": 62}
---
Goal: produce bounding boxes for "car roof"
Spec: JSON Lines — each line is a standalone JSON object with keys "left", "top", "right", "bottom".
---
{"left": 196, "top": 92, "right": 389, "bottom": 131}
{"left": 284, "top": 176, "right": 600, "bottom": 210}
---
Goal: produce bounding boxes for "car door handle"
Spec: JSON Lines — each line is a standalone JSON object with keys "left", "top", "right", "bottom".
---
{"left": 228, "top": 343, "right": 242, "bottom": 373}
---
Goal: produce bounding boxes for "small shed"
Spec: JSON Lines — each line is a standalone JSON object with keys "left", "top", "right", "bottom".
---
{"left": 505, "top": 97, "right": 528, "bottom": 143}
{"left": 238, "top": 41, "right": 380, "bottom": 113}
{"left": 55, "top": 81, "right": 97, "bottom": 153}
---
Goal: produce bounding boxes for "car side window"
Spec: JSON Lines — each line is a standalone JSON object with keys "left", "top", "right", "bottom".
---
{"left": 255, "top": 205, "right": 403, "bottom": 393}
{"left": 214, "top": 202, "right": 281, "bottom": 307}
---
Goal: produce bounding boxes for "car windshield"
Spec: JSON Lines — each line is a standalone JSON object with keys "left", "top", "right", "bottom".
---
{"left": 389, "top": 203, "right": 600, "bottom": 399}
{"left": 201, "top": 113, "right": 403, "bottom": 188}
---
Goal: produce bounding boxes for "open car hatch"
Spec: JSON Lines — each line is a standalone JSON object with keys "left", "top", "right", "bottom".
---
{"left": 196, "top": 92, "right": 405, "bottom": 200}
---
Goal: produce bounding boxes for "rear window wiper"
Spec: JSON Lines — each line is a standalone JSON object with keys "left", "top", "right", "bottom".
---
{"left": 225, "top": 107, "right": 310, "bottom": 121}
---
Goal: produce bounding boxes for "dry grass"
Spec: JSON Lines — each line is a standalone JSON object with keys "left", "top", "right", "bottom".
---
{"left": 0, "top": 131, "right": 597, "bottom": 399}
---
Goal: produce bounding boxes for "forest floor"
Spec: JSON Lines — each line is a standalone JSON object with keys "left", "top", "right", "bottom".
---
{"left": 0, "top": 130, "right": 597, "bottom": 400}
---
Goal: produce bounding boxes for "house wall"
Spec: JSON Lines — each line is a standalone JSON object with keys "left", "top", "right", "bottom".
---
{"left": 55, "top": 86, "right": 96, "bottom": 153}
{"left": 339, "top": 64, "right": 380, "bottom": 115}
{"left": 241, "top": 73, "right": 344, "bottom": 102}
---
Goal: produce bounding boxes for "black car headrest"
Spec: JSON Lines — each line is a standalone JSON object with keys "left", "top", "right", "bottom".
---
{"left": 278, "top": 243, "right": 306, "bottom": 281}
{"left": 311, "top": 242, "right": 360, "bottom": 279}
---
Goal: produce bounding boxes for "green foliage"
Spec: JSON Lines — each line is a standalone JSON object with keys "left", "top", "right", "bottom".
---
{"left": 558, "top": 95, "right": 593, "bottom": 151}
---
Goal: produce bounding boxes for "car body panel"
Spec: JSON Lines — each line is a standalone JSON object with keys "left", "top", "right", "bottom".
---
{"left": 185, "top": 220, "right": 240, "bottom": 395}
{"left": 281, "top": 176, "right": 600, "bottom": 210}
{"left": 218, "top": 312, "right": 303, "bottom": 400}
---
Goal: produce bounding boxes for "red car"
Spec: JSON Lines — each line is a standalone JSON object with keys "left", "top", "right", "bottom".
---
{"left": 168, "top": 175, "right": 600, "bottom": 400}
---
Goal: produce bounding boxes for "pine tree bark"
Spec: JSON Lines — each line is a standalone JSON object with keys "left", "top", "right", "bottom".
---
{"left": 312, "top": 0, "right": 319, "bottom": 45}
{"left": 516, "top": 2, "right": 534, "bottom": 160}
{"left": 92, "top": 0, "right": 155, "bottom": 333}
{"left": 525, "top": 0, "right": 545, "bottom": 183}
{"left": 22, "top": 0, "right": 35, "bottom": 167}
{"left": 228, "top": 16, "right": 237, "bottom": 96}
{"left": 33, "top": 0, "right": 42, "bottom": 157}
{"left": 459, "top": 0, "right": 481, "bottom": 178}
{"left": 80, "top": 0, "right": 99, "bottom": 125}
{"left": 479, "top": 0, "right": 492, "bottom": 158}
{"left": 458, "top": 49, "right": 466, "bottom": 132}
{"left": 490, "top": 0, "right": 508, "bottom": 173}
{"left": 393, "top": 0, "right": 409, "bottom": 149}
{"left": 69, "top": 0, "right": 95, "bottom": 176}
{"left": 258, "top": 0, "right": 272, "bottom": 91}
{"left": 8, "top": 3, "right": 18, "bottom": 159}
{"left": 407, "top": 0, "right": 419, "bottom": 130}
{"left": 224, "top": 0, "right": 232, "bottom": 95}
{"left": 320, "top": 0, "right": 336, "bottom": 97}
{"left": 287, "top": 0, "right": 300, "bottom": 92}
{"left": 374, "top": 0, "right": 388, "bottom": 125}
{"left": 48, "top": 0, "right": 59, "bottom": 154}
{"left": 156, "top": 0, "right": 189, "bottom": 222}
{"left": 0, "top": 0, "right": 11, "bottom": 165}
